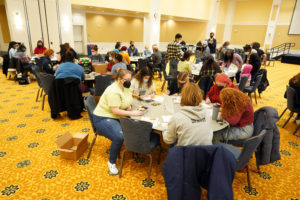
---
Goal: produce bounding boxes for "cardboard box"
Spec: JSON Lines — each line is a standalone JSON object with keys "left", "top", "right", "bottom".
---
{"left": 55, "top": 132, "right": 89, "bottom": 161}
{"left": 93, "top": 63, "right": 107, "bottom": 73}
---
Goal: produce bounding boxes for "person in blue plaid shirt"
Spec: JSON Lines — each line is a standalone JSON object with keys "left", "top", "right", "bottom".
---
{"left": 166, "top": 33, "right": 183, "bottom": 77}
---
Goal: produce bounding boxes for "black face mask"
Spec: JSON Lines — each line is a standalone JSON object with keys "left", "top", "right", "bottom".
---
{"left": 131, "top": 44, "right": 134, "bottom": 47}
{"left": 38, "top": 44, "right": 43, "bottom": 48}
{"left": 218, "top": 86, "right": 224, "bottom": 91}
{"left": 123, "top": 80, "right": 131, "bottom": 88}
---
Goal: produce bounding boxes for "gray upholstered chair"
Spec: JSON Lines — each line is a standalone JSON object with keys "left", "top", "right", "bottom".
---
{"left": 220, "top": 130, "right": 267, "bottom": 191}
{"left": 243, "top": 74, "right": 263, "bottom": 104}
{"left": 119, "top": 118, "right": 161, "bottom": 183}
{"left": 238, "top": 75, "right": 249, "bottom": 91}
{"left": 89, "top": 75, "right": 113, "bottom": 96}
{"left": 39, "top": 73, "right": 55, "bottom": 110}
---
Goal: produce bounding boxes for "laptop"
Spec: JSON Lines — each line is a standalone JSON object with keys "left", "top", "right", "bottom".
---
{"left": 164, "top": 95, "right": 175, "bottom": 114}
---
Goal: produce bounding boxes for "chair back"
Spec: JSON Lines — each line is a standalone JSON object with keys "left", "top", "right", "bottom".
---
{"left": 286, "top": 86, "right": 297, "bottom": 111}
{"left": 84, "top": 96, "right": 97, "bottom": 133}
{"left": 39, "top": 73, "right": 55, "bottom": 95}
{"left": 120, "top": 118, "right": 153, "bottom": 154}
{"left": 238, "top": 75, "right": 249, "bottom": 91}
{"left": 32, "top": 64, "right": 42, "bottom": 87}
{"left": 138, "top": 58, "right": 148, "bottom": 70}
{"left": 266, "top": 53, "right": 271, "bottom": 61}
{"left": 251, "top": 74, "right": 263, "bottom": 92}
{"left": 9, "top": 57, "right": 21, "bottom": 69}
{"left": 94, "top": 75, "right": 113, "bottom": 96}
{"left": 236, "top": 130, "right": 267, "bottom": 170}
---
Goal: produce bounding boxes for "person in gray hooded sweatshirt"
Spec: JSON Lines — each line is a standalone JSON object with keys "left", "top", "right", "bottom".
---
{"left": 163, "top": 83, "right": 213, "bottom": 146}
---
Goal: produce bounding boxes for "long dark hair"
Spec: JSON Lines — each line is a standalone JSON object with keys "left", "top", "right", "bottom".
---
{"left": 180, "top": 50, "right": 192, "bottom": 62}
{"left": 134, "top": 67, "right": 153, "bottom": 88}
{"left": 224, "top": 49, "right": 234, "bottom": 63}
{"left": 200, "top": 55, "right": 221, "bottom": 74}
{"left": 64, "top": 48, "right": 75, "bottom": 62}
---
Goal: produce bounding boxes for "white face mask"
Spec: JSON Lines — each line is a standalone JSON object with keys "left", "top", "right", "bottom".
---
{"left": 143, "top": 79, "right": 149, "bottom": 83}
{"left": 109, "top": 57, "right": 112, "bottom": 61}
{"left": 244, "top": 52, "right": 249, "bottom": 55}
{"left": 92, "top": 52, "right": 96, "bottom": 56}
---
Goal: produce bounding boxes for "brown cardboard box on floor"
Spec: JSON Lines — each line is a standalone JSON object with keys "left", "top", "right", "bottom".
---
{"left": 93, "top": 63, "right": 107, "bottom": 73}
{"left": 55, "top": 132, "right": 89, "bottom": 161}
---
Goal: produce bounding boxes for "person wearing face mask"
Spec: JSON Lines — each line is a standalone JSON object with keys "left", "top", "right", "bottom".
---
{"left": 207, "top": 32, "right": 217, "bottom": 58}
{"left": 93, "top": 69, "right": 144, "bottom": 174}
{"left": 213, "top": 88, "right": 254, "bottom": 143}
{"left": 243, "top": 44, "right": 261, "bottom": 84}
{"left": 111, "top": 54, "right": 127, "bottom": 76}
{"left": 205, "top": 73, "right": 238, "bottom": 104}
{"left": 166, "top": 72, "right": 189, "bottom": 96}
{"left": 90, "top": 45, "right": 104, "bottom": 64}
{"left": 128, "top": 41, "right": 139, "bottom": 56}
{"left": 40, "top": 49, "right": 59, "bottom": 74}
{"left": 201, "top": 41, "right": 210, "bottom": 62}
{"left": 106, "top": 51, "right": 117, "bottom": 72}
{"left": 34, "top": 40, "right": 47, "bottom": 55}
{"left": 130, "top": 67, "right": 156, "bottom": 98}
{"left": 119, "top": 46, "right": 131, "bottom": 65}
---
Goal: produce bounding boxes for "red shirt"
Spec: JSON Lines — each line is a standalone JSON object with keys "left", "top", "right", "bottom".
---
{"left": 224, "top": 103, "right": 254, "bottom": 127}
{"left": 34, "top": 47, "right": 47, "bottom": 55}
{"left": 206, "top": 84, "right": 238, "bottom": 104}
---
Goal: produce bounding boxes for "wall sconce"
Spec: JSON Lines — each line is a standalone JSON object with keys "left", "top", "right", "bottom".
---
{"left": 14, "top": 12, "right": 23, "bottom": 30}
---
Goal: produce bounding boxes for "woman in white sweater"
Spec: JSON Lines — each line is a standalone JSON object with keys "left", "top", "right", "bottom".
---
{"left": 163, "top": 83, "right": 213, "bottom": 146}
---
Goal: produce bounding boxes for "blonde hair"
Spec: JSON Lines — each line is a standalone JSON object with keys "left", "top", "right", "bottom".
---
{"left": 180, "top": 83, "right": 203, "bottom": 106}
{"left": 115, "top": 69, "right": 131, "bottom": 80}
{"left": 152, "top": 45, "right": 158, "bottom": 51}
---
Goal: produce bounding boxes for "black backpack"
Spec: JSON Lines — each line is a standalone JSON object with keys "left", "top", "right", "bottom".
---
{"left": 18, "top": 76, "right": 29, "bottom": 85}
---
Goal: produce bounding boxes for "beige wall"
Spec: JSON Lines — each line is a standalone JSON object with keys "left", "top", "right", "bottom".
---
{"left": 0, "top": 5, "right": 10, "bottom": 43}
{"left": 231, "top": 25, "right": 267, "bottom": 46}
{"left": 86, "top": 13, "right": 144, "bottom": 42}
{"left": 278, "top": 0, "right": 296, "bottom": 23}
{"left": 71, "top": 0, "right": 150, "bottom": 13}
{"left": 160, "top": 20, "right": 207, "bottom": 43}
{"left": 273, "top": 25, "right": 300, "bottom": 49}
{"left": 216, "top": 24, "right": 225, "bottom": 44}
{"left": 161, "top": 0, "right": 212, "bottom": 20}
{"left": 217, "top": 0, "right": 228, "bottom": 24}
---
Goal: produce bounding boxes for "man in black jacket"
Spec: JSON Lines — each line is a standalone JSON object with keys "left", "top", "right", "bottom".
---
{"left": 207, "top": 32, "right": 217, "bottom": 58}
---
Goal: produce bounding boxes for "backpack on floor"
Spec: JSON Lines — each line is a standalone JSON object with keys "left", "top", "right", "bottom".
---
{"left": 18, "top": 76, "right": 29, "bottom": 85}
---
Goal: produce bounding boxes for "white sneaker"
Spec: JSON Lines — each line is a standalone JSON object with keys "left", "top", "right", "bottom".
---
{"left": 108, "top": 161, "right": 119, "bottom": 175}
{"left": 17, "top": 73, "right": 22, "bottom": 78}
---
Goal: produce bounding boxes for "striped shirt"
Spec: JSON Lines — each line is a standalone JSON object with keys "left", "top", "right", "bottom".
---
{"left": 166, "top": 41, "right": 181, "bottom": 60}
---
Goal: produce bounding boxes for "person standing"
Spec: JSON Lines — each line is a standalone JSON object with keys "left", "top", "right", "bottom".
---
{"left": 128, "top": 41, "right": 139, "bottom": 56}
{"left": 166, "top": 33, "right": 182, "bottom": 77}
{"left": 207, "top": 32, "right": 217, "bottom": 58}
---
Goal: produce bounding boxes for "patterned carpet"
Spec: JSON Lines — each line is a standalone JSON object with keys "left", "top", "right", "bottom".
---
{"left": 0, "top": 61, "right": 299, "bottom": 200}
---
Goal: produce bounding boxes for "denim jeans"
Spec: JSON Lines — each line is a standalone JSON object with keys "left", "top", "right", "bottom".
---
{"left": 169, "top": 59, "right": 179, "bottom": 77}
{"left": 213, "top": 124, "right": 254, "bottom": 143}
{"left": 93, "top": 115, "right": 124, "bottom": 164}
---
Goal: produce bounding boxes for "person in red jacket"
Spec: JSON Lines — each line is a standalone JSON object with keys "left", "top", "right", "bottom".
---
{"left": 33, "top": 40, "right": 47, "bottom": 55}
{"left": 205, "top": 73, "right": 238, "bottom": 104}
{"left": 213, "top": 88, "right": 254, "bottom": 143}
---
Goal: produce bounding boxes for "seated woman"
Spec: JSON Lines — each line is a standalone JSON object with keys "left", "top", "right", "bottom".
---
{"left": 240, "top": 64, "right": 252, "bottom": 87}
{"left": 143, "top": 45, "right": 152, "bottom": 57}
{"left": 213, "top": 88, "right": 254, "bottom": 143}
{"left": 93, "top": 69, "right": 144, "bottom": 174}
{"left": 119, "top": 46, "right": 131, "bottom": 65}
{"left": 40, "top": 49, "right": 58, "bottom": 74}
{"left": 206, "top": 73, "right": 238, "bottom": 104}
{"left": 33, "top": 40, "right": 47, "bottom": 55}
{"left": 222, "top": 49, "right": 243, "bottom": 82}
{"left": 166, "top": 72, "right": 189, "bottom": 96}
{"left": 55, "top": 49, "right": 85, "bottom": 81}
{"left": 199, "top": 55, "right": 222, "bottom": 81}
{"left": 285, "top": 73, "right": 300, "bottom": 123}
{"left": 201, "top": 41, "right": 210, "bottom": 62}
{"left": 111, "top": 54, "right": 127, "bottom": 75}
{"left": 90, "top": 45, "right": 104, "bottom": 64}
{"left": 13, "top": 44, "right": 32, "bottom": 78}
{"left": 163, "top": 83, "right": 213, "bottom": 146}
{"left": 107, "top": 51, "right": 117, "bottom": 72}
{"left": 58, "top": 43, "right": 79, "bottom": 63}
{"left": 151, "top": 44, "right": 162, "bottom": 69}
{"left": 130, "top": 67, "right": 156, "bottom": 98}
{"left": 177, "top": 50, "right": 192, "bottom": 74}
{"left": 114, "top": 42, "right": 121, "bottom": 53}
{"left": 218, "top": 41, "right": 230, "bottom": 61}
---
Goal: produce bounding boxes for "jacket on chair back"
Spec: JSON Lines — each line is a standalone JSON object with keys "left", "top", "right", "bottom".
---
{"left": 48, "top": 77, "right": 84, "bottom": 119}
{"left": 254, "top": 106, "right": 281, "bottom": 165}
{"left": 162, "top": 145, "right": 236, "bottom": 200}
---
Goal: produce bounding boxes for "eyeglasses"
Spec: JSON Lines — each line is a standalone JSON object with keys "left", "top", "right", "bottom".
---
{"left": 122, "top": 78, "right": 131, "bottom": 82}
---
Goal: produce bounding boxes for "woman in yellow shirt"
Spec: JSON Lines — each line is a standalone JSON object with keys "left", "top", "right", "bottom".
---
{"left": 177, "top": 51, "right": 192, "bottom": 74}
{"left": 93, "top": 69, "right": 144, "bottom": 174}
{"left": 119, "top": 46, "right": 131, "bottom": 65}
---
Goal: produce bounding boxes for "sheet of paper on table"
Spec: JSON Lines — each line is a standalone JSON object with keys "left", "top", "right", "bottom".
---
{"left": 172, "top": 96, "right": 181, "bottom": 104}
{"left": 153, "top": 95, "right": 164, "bottom": 103}
{"left": 162, "top": 115, "right": 172, "bottom": 123}
{"left": 140, "top": 117, "right": 159, "bottom": 128}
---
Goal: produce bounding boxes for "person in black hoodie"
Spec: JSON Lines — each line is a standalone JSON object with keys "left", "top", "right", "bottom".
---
{"left": 243, "top": 44, "right": 261, "bottom": 84}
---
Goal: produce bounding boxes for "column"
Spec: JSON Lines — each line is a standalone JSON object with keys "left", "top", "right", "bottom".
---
{"left": 143, "top": 0, "right": 161, "bottom": 47}
{"left": 205, "top": 0, "right": 220, "bottom": 39}
{"left": 222, "top": 0, "right": 236, "bottom": 43}
{"left": 263, "top": 0, "right": 282, "bottom": 50}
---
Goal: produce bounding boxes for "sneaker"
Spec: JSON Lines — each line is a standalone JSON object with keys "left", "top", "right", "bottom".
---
{"left": 17, "top": 73, "right": 22, "bottom": 78}
{"left": 108, "top": 161, "right": 119, "bottom": 175}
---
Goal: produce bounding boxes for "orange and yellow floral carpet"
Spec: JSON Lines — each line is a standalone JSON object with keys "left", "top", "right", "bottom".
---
{"left": 0, "top": 61, "right": 299, "bottom": 200}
